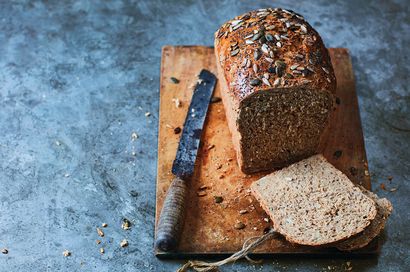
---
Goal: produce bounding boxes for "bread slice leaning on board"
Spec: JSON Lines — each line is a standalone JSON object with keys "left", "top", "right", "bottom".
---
{"left": 214, "top": 8, "right": 336, "bottom": 174}
{"left": 251, "top": 155, "right": 392, "bottom": 250}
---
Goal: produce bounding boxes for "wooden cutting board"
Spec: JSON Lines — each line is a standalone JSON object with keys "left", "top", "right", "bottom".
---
{"left": 155, "top": 46, "right": 376, "bottom": 258}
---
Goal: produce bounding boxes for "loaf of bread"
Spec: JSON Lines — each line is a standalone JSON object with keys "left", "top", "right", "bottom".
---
{"left": 251, "top": 155, "right": 378, "bottom": 246}
{"left": 214, "top": 8, "right": 336, "bottom": 174}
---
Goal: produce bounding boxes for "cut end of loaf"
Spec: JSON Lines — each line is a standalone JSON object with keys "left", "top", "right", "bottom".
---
{"left": 238, "top": 88, "right": 333, "bottom": 174}
{"left": 251, "top": 155, "right": 378, "bottom": 246}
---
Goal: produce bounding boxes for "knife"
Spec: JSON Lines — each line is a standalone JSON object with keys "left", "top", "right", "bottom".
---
{"left": 155, "top": 69, "right": 217, "bottom": 252}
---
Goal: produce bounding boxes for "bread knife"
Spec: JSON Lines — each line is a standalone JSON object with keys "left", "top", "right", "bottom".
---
{"left": 155, "top": 69, "right": 217, "bottom": 252}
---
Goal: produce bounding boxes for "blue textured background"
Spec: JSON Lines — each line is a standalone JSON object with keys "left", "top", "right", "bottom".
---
{"left": 0, "top": 0, "right": 409, "bottom": 271}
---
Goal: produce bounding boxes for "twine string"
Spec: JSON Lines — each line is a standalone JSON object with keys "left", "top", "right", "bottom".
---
{"left": 177, "top": 229, "right": 278, "bottom": 272}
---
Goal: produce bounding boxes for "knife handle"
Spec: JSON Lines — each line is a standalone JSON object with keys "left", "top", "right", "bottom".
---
{"left": 155, "top": 176, "right": 188, "bottom": 252}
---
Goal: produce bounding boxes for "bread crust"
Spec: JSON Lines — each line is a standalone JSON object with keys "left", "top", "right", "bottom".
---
{"left": 214, "top": 8, "right": 336, "bottom": 173}
{"left": 335, "top": 188, "right": 393, "bottom": 251}
{"left": 214, "top": 8, "right": 336, "bottom": 103}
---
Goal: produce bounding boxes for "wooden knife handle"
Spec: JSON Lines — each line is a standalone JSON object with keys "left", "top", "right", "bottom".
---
{"left": 155, "top": 176, "right": 188, "bottom": 252}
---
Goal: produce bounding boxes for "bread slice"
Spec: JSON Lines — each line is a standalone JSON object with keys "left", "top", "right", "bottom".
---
{"left": 335, "top": 188, "right": 392, "bottom": 251}
{"left": 251, "top": 155, "right": 377, "bottom": 246}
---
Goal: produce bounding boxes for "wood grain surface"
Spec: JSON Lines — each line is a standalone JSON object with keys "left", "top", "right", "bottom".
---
{"left": 155, "top": 46, "right": 375, "bottom": 258}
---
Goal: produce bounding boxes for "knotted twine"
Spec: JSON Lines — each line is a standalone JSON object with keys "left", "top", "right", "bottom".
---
{"left": 177, "top": 229, "right": 278, "bottom": 272}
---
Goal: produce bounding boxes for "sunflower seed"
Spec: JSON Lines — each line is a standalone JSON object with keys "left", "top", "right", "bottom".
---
{"left": 276, "top": 42, "right": 282, "bottom": 47}
{"left": 239, "top": 209, "right": 248, "bottom": 214}
{"left": 290, "top": 64, "right": 299, "bottom": 70}
{"left": 265, "top": 34, "right": 274, "bottom": 42}
{"left": 280, "top": 35, "right": 289, "bottom": 40}
{"left": 254, "top": 49, "right": 261, "bottom": 60}
{"left": 262, "top": 77, "right": 271, "bottom": 86}
{"left": 122, "top": 218, "right": 131, "bottom": 230}
{"left": 250, "top": 78, "right": 261, "bottom": 86}
{"left": 197, "top": 191, "right": 207, "bottom": 197}
{"left": 322, "top": 67, "right": 330, "bottom": 74}
{"left": 253, "top": 63, "right": 258, "bottom": 73}
{"left": 96, "top": 228, "right": 104, "bottom": 237}
{"left": 285, "top": 22, "right": 291, "bottom": 28}
{"left": 232, "top": 23, "right": 243, "bottom": 31}
{"left": 309, "top": 59, "right": 314, "bottom": 65}
{"left": 241, "top": 14, "right": 251, "bottom": 20}
{"left": 257, "top": 11, "right": 270, "bottom": 17}
{"left": 245, "top": 39, "right": 254, "bottom": 45}
{"left": 265, "top": 57, "right": 274, "bottom": 63}
{"left": 242, "top": 58, "right": 248, "bottom": 67}
{"left": 274, "top": 34, "right": 281, "bottom": 40}
{"left": 231, "top": 19, "right": 243, "bottom": 26}
{"left": 295, "top": 53, "right": 304, "bottom": 59}
{"left": 269, "top": 50, "right": 274, "bottom": 57}
{"left": 300, "top": 25, "right": 307, "bottom": 33}
{"left": 326, "top": 77, "right": 331, "bottom": 83}
{"left": 252, "top": 32, "right": 263, "bottom": 41}
{"left": 230, "top": 41, "right": 238, "bottom": 47}
{"left": 230, "top": 49, "right": 239, "bottom": 56}
{"left": 263, "top": 73, "right": 269, "bottom": 79}
{"left": 273, "top": 78, "right": 281, "bottom": 86}
{"left": 296, "top": 66, "right": 305, "bottom": 71}
{"left": 283, "top": 9, "right": 293, "bottom": 15}
{"left": 63, "top": 250, "right": 71, "bottom": 257}
{"left": 244, "top": 33, "right": 254, "bottom": 39}
{"left": 265, "top": 25, "right": 275, "bottom": 30}
{"left": 292, "top": 70, "right": 302, "bottom": 74}
{"left": 120, "top": 239, "right": 129, "bottom": 248}
{"left": 301, "top": 79, "right": 312, "bottom": 84}
{"left": 306, "top": 66, "right": 315, "bottom": 72}
{"left": 246, "top": 59, "right": 252, "bottom": 68}
{"left": 261, "top": 44, "right": 269, "bottom": 54}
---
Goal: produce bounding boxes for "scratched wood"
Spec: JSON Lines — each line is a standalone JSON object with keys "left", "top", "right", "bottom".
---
{"left": 155, "top": 46, "right": 376, "bottom": 258}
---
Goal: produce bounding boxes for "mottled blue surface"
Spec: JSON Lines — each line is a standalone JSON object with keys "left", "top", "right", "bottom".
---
{"left": 0, "top": 0, "right": 409, "bottom": 271}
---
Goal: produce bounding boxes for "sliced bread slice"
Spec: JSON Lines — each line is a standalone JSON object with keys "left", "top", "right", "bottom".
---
{"left": 251, "top": 154, "right": 377, "bottom": 246}
{"left": 336, "top": 188, "right": 392, "bottom": 251}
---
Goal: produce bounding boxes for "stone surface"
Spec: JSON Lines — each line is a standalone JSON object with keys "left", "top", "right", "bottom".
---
{"left": 0, "top": 0, "right": 408, "bottom": 271}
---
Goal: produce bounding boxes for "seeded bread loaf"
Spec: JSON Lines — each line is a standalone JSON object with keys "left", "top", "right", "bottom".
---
{"left": 214, "top": 8, "right": 336, "bottom": 174}
{"left": 335, "top": 188, "right": 392, "bottom": 251}
{"left": 251, "top": 155, "right": 377, "bottom": 246}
